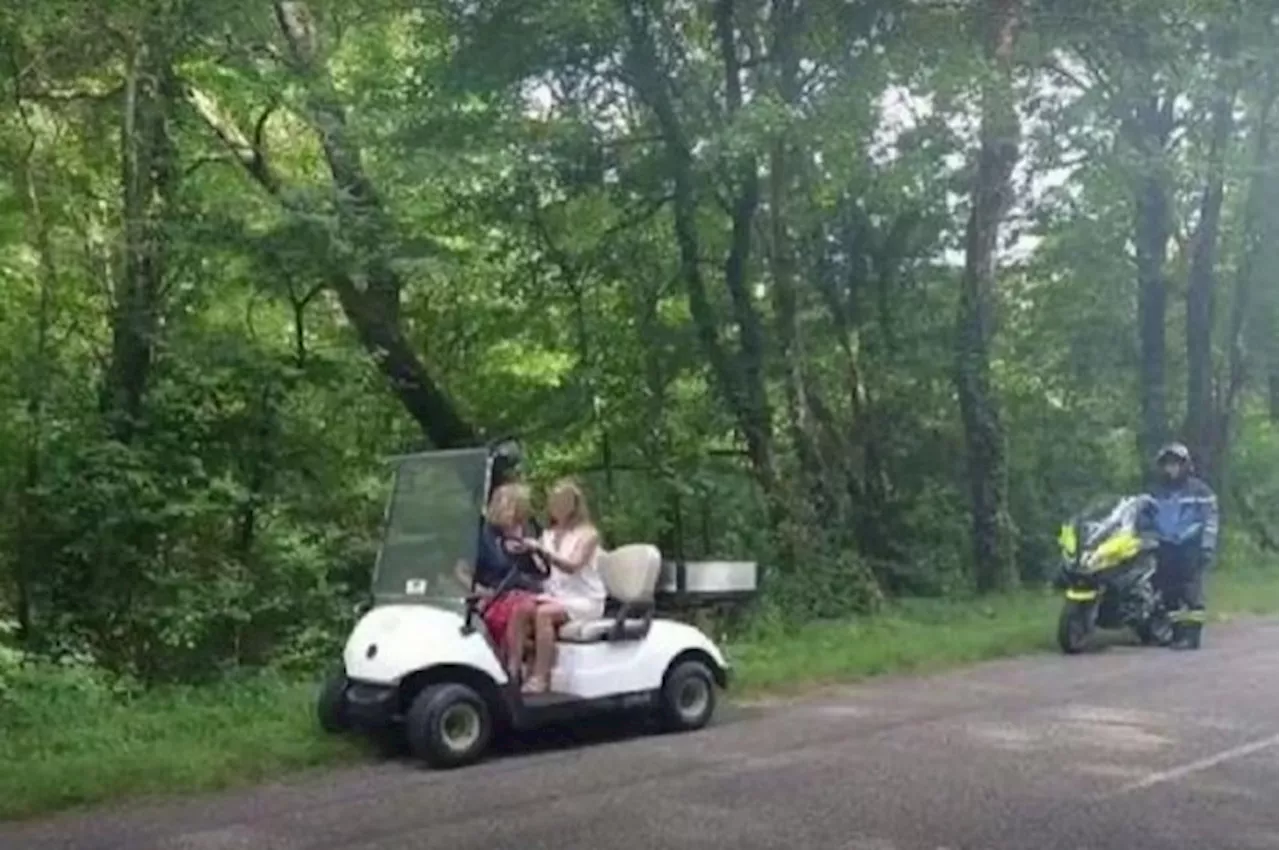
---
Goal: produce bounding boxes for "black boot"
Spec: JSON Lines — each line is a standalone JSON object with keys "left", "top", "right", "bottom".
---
{"left": 1171, "top": 621, "right": 1203, "bottom": 650}
{"left": 1183, "top": 621, "right": 1202, "bottom": 650}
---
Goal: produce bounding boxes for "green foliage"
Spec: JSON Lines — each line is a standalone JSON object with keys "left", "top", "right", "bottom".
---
{"left": 0, "top": 0, "right": 1274, "bottom": 692}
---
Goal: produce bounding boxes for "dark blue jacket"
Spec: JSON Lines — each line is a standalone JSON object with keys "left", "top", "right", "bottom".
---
{"left": 473, "top": 522, "right": 543, "bottom": 592}
{"left": 1139, "top": 476, "right": 1219, "bottom": 557}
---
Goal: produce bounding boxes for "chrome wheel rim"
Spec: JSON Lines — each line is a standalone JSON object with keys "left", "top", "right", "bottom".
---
{"left": 439, "top": 703, "right": 481, "bottom": 753}
{"left": 676, "top": 677, "right": 709, "bottom": 721}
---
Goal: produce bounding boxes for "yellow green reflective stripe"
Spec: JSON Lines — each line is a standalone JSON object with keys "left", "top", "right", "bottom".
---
{"left": 1171, "top": 609, "right": 1207, "bottom": 623}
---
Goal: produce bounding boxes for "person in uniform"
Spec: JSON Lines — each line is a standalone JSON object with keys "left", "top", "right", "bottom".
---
{"left": 1144, "top": 442, "right": 1219, "bottom": 650}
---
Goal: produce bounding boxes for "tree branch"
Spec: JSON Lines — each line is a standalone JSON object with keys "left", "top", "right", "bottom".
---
{"left": 184, "top": 85, "right": 285, "bottom": 197}
{"left": 16, "top": 83, "right": 124, "bottom": 103}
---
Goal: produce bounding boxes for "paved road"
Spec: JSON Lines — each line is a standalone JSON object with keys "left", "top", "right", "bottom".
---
{"left": 4, "top": 621, "right": 1277, "bottom": 850}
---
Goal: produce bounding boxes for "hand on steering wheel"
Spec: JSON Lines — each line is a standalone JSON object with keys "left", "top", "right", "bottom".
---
{"left": 528, "top": 549, "right": 551, "bottom": 578}
{"left": 510, "top": 536, "right": 551, "bottom": 578}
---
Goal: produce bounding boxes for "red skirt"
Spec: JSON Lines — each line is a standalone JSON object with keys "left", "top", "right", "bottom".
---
{"left": 481, "top": 591, "right": 535, "bottom": 648}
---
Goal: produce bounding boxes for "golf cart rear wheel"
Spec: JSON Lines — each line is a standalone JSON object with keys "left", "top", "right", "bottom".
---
{"left": 406, "top": 683, "right": 492, "bottom": 769}
{"left": 317, "top": 669, "right": 349, "bottom": 735}
{"left": 658, "top": 660, "right": 717, "bottom": 732}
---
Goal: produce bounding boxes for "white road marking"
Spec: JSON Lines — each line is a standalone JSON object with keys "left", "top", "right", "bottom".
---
{"left": 1112, "top": 735, "right": 1279, "bottom": 795}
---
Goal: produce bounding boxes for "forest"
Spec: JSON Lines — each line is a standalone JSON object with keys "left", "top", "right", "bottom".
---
{"left": 0, "top": 0, "right": 1276, "bottom": 691}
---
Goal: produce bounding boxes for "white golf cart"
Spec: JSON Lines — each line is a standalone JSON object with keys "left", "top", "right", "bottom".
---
{"left": 316, "top": 445, "right": 731, "bottom": 769}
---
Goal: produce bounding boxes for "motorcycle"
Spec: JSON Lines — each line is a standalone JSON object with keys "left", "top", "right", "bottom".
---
{"left": 1053, "top": 495, "right": 1173, "bottom": 654}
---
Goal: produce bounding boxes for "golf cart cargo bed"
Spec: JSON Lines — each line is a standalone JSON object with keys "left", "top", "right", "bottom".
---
{"left": 656, "top": 560, "right": 757, "bottom": 606}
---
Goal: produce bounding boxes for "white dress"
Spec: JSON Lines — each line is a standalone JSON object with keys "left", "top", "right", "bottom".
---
{"left": 540, "top": 524, "right": 606, "bottom": 622}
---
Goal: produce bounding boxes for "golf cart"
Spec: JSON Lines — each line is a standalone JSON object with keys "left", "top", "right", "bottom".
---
{"left": 316, "top": 444, "right": 731, "bottom": 769}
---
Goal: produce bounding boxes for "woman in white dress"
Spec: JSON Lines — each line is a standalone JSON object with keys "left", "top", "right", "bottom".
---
{"left": 520, "top": 478, "right": 606, "bottom": 694}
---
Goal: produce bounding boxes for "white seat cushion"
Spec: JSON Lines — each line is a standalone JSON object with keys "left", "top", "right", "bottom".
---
{"left": 553, "top": 542, "right": 662, "bottom": 643}
{"left": 597, "top": 544, "right": 661, "bottom": 602}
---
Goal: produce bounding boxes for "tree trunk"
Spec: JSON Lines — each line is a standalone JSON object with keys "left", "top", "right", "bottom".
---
{"left": 12, "top": 123, "right": 59, "bottom": 641}
{"left": 1215, "top": 57, "right": 1278, "bottom": 484}
{"left": 327, "top": 274, "right": 476, "bottom": 447}
{"left": 1135, "top": 177, "right": 1170, "bottom": 464}
{"left": 102, "top": 25, "right": 178, "bottom": 442}
{"left": 1184, "top": 60, "right": 1237, "bottom": 485}
{"left": 711, "top": 0, "right": 773, "bottom": 493}
{"left": 619, "top": 0, "right": 776, "bottom": 495}
{"left": 954, "top": 0, "right": 1021, "bottom": 593}
{"left": 1127, "top": 97, "right": 1175, "bottom": 466}
{"left": 765, "top": 0, "right": 834, "bottom": 527}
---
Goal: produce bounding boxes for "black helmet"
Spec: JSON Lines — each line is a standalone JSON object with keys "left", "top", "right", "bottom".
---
{"left": 489, "top": 437, "right": 523, "bottom": 490}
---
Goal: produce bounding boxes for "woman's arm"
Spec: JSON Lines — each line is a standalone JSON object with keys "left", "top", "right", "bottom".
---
{"left": 474, "top": 527, "right": 518, "bottom": 588}
{"left": 537, "top": 528, "right": 599, "bottom": 574}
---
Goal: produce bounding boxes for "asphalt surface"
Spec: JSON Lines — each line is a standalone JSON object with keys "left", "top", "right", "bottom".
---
{"left": 3, "top": 620, "right": 1277, "bottom": 850}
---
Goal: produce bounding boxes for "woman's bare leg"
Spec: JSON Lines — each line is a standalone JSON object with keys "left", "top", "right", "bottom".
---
{"left": 526, "top": 603, "right": 567, "bottom": 692}
{"left": 504, "top": 601, "right": 532, "bottom": 680}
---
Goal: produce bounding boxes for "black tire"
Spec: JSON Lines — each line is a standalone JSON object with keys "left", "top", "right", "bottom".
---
{"left": 405, "top": 683, "right": 492, "bottom": 769}
{"left": 658, "top": 659, "right": 718, "bottom": 733}
{"left": 1057, "top": 601, "right": 1093, "bottom": 654}
{"left": 1136, "top": 612, "right": 1174, "bottom": 647}
{"left": 317, "top": 669, "right": 349, "bottom": 735}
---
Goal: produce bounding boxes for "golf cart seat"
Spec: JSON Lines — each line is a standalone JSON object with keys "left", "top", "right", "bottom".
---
{"left": 557, "top": 543, "right": 660, "bottom": 643}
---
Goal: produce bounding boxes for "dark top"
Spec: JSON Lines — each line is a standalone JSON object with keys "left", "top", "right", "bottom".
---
{"left": 474, "top": 521, "right": 544, "bottom": 593}
{"left": 1138, "top": 476, "right": 1220, "bottom": 554}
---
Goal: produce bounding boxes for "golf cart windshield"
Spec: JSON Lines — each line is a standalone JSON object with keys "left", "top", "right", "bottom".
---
{"left": 371, "top": 448, "right": 491, "bottom": 610}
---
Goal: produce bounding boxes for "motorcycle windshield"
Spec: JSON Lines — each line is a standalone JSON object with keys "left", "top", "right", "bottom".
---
{"left": 1078, "top": 496, "right": 1139, "bottom": 549}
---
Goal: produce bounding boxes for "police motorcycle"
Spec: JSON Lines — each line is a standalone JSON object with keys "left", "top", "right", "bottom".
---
{"left": 1053, "top": 495, "right": 1174, "bottom": 654}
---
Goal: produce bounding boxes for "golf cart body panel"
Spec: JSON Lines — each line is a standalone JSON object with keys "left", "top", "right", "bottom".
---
{"left": 342, "top": 604, "right": 508, "bottom": 688}
{"left": 548, "top": 618, "right": 727, "bottom": 698}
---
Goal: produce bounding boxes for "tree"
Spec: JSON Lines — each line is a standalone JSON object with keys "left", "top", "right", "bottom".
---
{"left": 187, "top": 0, "right": 477, "bottom": 448}
{"left": 954, "top": 0, "right": 1021, "bottom": 592}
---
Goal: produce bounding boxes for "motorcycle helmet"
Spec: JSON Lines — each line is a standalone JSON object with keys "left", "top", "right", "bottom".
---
{"left": 1155, "top": 441, "right": 1191, "bottom": 482}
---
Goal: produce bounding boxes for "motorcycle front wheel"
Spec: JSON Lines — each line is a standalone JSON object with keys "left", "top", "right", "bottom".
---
{"left": 1057, "top": 601, "right": 1094, "bottom": 654}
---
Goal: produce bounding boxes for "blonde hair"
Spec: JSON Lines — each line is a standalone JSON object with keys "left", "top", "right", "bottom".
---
{"left": 487, "top": 483, "right": 531, "bottom": 528}
{"left": 547, "top": 478, "right": 591, "bottom": 528}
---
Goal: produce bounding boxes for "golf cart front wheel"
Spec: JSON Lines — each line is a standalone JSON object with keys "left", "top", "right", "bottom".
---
{"left": 317, "top": 668, "right": 349, "bottom": 735}
{"left": 658, "top": 659, "right": 717, "bottom": 733}
{"left": 406, "top": 683, "right": 492, "bottom": 769}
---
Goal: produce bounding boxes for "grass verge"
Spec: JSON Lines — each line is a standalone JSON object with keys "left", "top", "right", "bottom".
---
{"left": 730, "top": 566, "right": 1278, "bottom": 694}
{"left": 1, "top": 567, "right": 1274, "bottom": 822}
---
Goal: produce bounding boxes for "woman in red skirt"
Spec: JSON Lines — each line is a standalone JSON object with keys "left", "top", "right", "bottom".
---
{"left": 465, "top": 482, "right": 544, "bottom": 679}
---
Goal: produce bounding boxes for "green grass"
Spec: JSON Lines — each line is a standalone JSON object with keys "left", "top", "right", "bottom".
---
{"left": 730, "top": 567, "right": 1279, "bottom": 694}
{"left": 0, "top": 673, "right": 368, "bottom": 821}
{"left": 1, "top": 568, "right": 1274, "bottom": 822}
